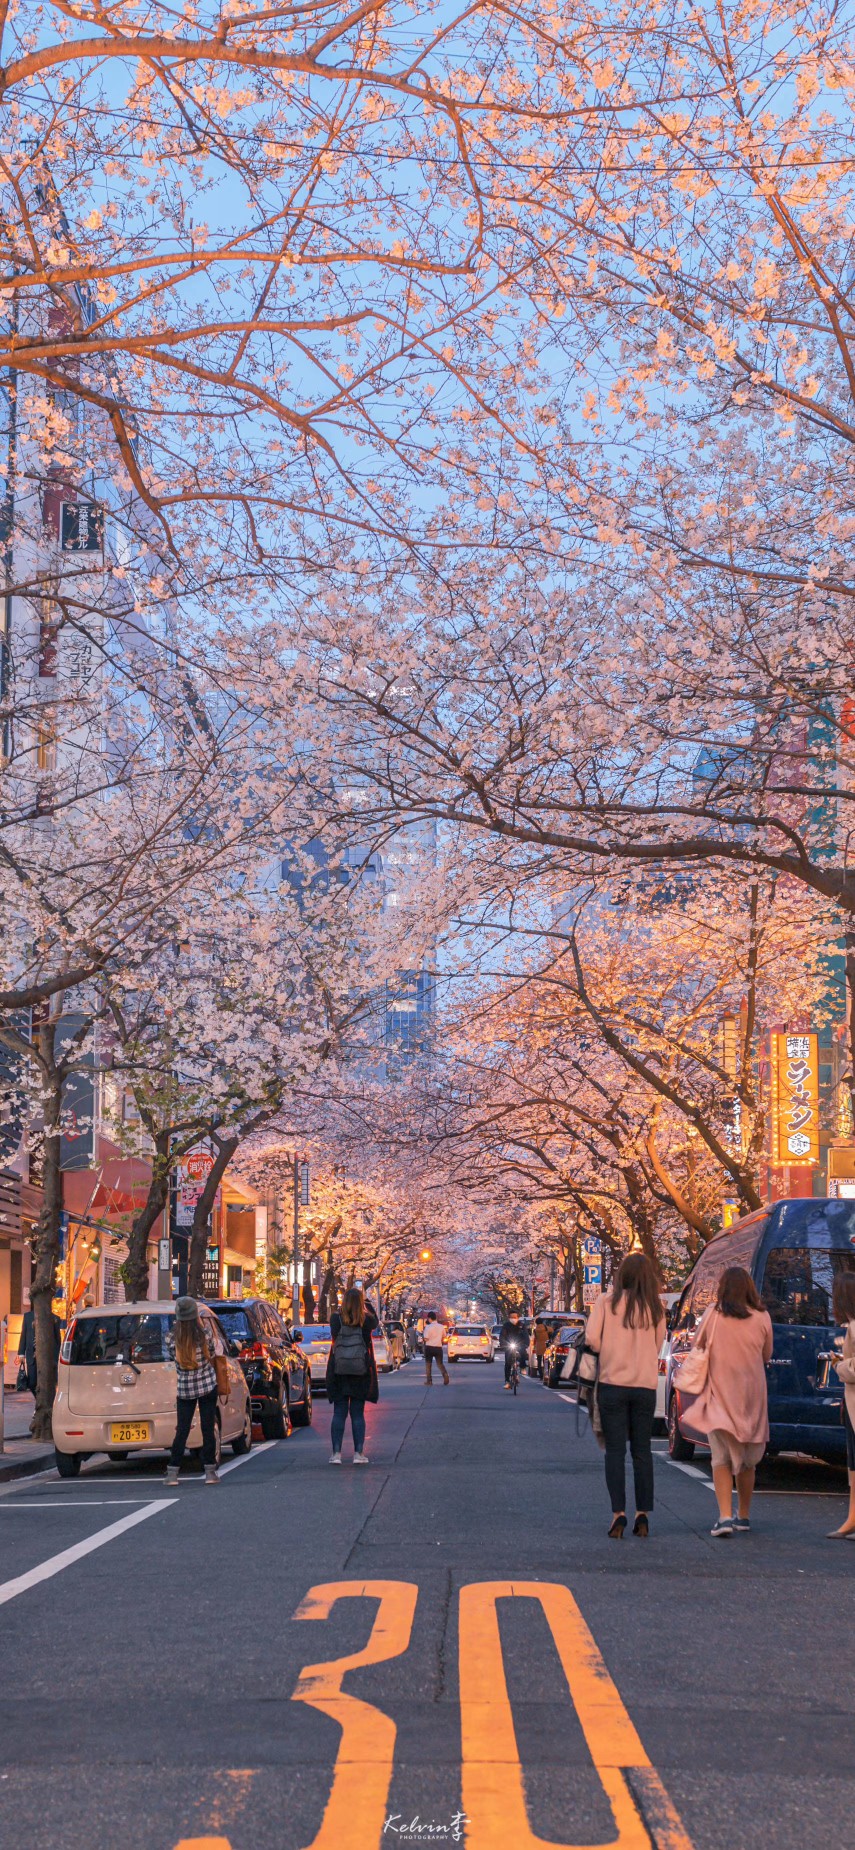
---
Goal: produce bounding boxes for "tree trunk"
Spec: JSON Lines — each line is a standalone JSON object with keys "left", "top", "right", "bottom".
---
{"left": 188, "top": 1136, "right": 238, "bottom": 1297}
{"left": 30, "top": 1054, "right": 63, "bottom": 1442}
{"left": 123, "top": 1131, "right": 172, "bottom": 1301}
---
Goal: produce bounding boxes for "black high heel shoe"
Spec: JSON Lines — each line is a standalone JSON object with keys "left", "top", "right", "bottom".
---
{"left": 633, "top": 1514, "right": 649, "bottom": 1538}
{"left": 608, "top": 1514, "right": 627, "bottom": 1539}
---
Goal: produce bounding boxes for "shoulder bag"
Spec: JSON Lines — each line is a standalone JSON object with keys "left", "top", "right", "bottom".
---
{"left": 673, "top": 1309, "right": 717, "bottom": 1397}
{"left": 213, "top": 1352, "right": 230, "bottom": 1398}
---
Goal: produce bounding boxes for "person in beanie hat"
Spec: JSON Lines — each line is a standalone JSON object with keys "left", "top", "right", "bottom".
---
{"left": 165, "top": 1297, "right": 224, "bottom": 1486}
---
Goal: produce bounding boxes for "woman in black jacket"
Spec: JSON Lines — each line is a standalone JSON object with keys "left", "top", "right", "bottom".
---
{"left": 326, "top": 1289, "right": 379, "bottom": 1465}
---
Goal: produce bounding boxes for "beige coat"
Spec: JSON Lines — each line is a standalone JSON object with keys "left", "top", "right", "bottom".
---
{"left": 833, "top": 1318, "right": 855, "bottom": 1427}
{"left": 585, "top": 1291, "right": 665, "bottom": 1390}
{"left": 692, "top": 1306, "right": 773, "bottom": 1445}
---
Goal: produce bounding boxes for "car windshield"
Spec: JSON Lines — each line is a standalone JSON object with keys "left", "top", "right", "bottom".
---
{"left": 66, "top": 1313, "right": 173, "bottom": 1365}
{"left": 301, "top": 1325, "right": 332, "bottom": 1342}
{"left": 761, "top": 1246, "right": 855, "bottom": 1326}
{"left": 453, "top": 1325, "right": 487, "bottom": 1336}
{"left": 209, "top": 1307, "right": 254, "bottom": 1343}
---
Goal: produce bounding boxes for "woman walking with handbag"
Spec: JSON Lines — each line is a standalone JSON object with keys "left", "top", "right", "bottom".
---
{"left": 165, "top": 1297, "right": 227, "bottom": 1487}
{"left": 585, "top": 1254, "right": 666, "bottom": 1539}
{"left": 828, "top": 1273, "right": 855, "bottom": 1538}
{"left": 326, "top": 1288, "right": 379, "bottom": 1465}
{"left": 683, "top": 1266, "right": 772, "bottom": 1538}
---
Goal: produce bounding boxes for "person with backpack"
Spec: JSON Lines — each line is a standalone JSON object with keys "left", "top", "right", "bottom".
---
{"left": 326, "top": 1288, "right": 379, "bottom": 1464}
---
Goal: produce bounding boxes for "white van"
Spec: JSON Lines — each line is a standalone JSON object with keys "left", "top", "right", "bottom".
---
{"left": 52, "top": 1301, "right": 252, "bottom": 1477}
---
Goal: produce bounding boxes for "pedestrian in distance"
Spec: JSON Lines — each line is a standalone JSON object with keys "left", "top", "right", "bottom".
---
{"left": 326, "top": 1288, "right": 379, "bottom": 1463}
{"left": 18, "top": 1301, "right": 62, "bottom": 1431}
{"left": 500, "top": 1309, "right": 528, "bottom": 1388}
{"left": 828, "top": 1272, "right": 855, "bottom": 1538}
{"left": 422, "top": 1310, "right": 450, "bottom": 1385}
{"left": 688, "top": 1266, "right": 772, "bottom": 1538}
{"left": 532, "top": 1318, "right": 549, "bottom": 1380}
{"left": 165, "top": 1297, "right": 226, "bottom": 1486}
{"left": 585, "top": 1254, "right": 666, "bottom": 1538}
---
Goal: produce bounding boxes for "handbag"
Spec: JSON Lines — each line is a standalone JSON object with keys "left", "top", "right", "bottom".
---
{"left": 15, "top": 1359, "right": 28, "bottom": 1393}
{"left": 578, "top": 1346, "right": 599, "bottom": 1384}
{"left": 673, "top": 1310, "right": 716, "bottom": 1396}
{"left": 213, "top": 1353, "right": 230, "bottom": 1398}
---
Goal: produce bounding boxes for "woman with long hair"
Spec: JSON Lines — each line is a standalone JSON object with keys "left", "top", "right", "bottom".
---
{"left": 690, "top": 1266, "right": 772, "bottom": 1538}
{"left": 829, "top": 1272, "right": 855, "bottom": 1538}
{"left": 166, "top": 1297, "right": 225, "bottom": 1486}
{"left": 585, "top": 1253, "right": 666, "bottom": 1538}
{"left": 326, "top": 1287, "right": 379, "bottom": 1465}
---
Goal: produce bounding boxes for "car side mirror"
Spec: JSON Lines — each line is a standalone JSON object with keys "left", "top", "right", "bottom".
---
{"left": 227, "top": 1339, "right": 242, "bottom": 1358}
{"left": 291, "top": 1329, "right": 302, "bottom": 1343}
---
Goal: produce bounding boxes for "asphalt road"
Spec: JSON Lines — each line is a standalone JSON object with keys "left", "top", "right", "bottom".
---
{"left": 0, "top": 1361, "right": 853, "bottom": 1850}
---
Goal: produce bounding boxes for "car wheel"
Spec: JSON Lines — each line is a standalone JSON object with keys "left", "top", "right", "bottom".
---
{"left": 262, "top": 1381, "right": 291, "bottom": 1440}
{"left": 667, "top": 1395, "right": 695, "bottom": 1461}
{"left": 291, "top": 1377, "right": 313, "bottom": 1427}
{"left": 55, "top": 1449, "right": 82, "bottom": 1478}
{"left": 231, "top": 1402, "right": 253, "bottom": 1455}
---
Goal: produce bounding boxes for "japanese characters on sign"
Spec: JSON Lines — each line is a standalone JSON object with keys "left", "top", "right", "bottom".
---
{"left": 770, "top": 1032, "right": 820, "bottom": 1167}
{"left": 174, "top": 1148, "right": 214, "bottom": 1228}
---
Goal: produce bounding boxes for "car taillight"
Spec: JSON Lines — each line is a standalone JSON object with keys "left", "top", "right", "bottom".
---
{"left": 60, "top": 1320, "right": 77, "bottom": 1363}
{"left": 480, "top": 1337, "right": 489, "bottom": 1346}
{"left": 240, "top": 1342, "right": 270, "bottom": 1360}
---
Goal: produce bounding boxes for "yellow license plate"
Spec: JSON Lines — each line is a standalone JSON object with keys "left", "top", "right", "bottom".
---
{"left": 110, "top": 1422, "right": 150, "bottom": 1444}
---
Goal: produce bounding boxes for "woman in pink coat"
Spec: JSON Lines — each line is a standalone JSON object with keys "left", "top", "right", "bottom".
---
{"left": 691, "top": 1266, "right": 772, "bottom": 1538}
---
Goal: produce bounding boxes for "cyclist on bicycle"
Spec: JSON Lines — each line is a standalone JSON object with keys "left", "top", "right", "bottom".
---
{"left": 500, "top": 1312, "right": 527, "bottom": 1389}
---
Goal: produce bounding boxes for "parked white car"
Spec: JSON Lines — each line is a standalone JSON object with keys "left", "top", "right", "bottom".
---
{"left": 52, "top": 1302, "right": 252, "bottom": 1477}
{"left": 372, "top": 1324, "right": 399, "bottom": 1372}
{"left": 299, "top": 1322, "right": 335, "bottom": 1388}
{"left": 447, "top": 1323, "right": 494, "bottom": 1362}
{"left": 654, "top": 1293, "right": 681, "bottom": 1432}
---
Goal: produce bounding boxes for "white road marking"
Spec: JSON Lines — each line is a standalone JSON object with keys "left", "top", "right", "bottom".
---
{"left": 664, "top": 1458, "right": 716, "bottom": 1489}
{"left": 0, "top": 1501, "right": 174, "bottom": 1607}
{"left": 0, "top": 1499, "right": 158, "bottom": 1509}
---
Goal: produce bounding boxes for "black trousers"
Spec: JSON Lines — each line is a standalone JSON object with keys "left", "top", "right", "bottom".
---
{"left": 170, "top": 1388, "right": 218, "bottom": 1467}
{"left": 597, "top": 1384, "right": 656, "bottom": 1513}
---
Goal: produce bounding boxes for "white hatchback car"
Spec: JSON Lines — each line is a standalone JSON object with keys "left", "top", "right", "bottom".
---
{"left": 299, "top": 1322, "right": 334, "bottom": 1388}
{"left": 447, "top": 1323, "right": 494, "bottom": 1362}
{"left": 52, "top": 1302, "right": 252, "bottom": 1477}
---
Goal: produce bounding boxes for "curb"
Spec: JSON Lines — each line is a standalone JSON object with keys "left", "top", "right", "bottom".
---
{"left": 0, "top": 1448, "right": 55, "bottom": 1485}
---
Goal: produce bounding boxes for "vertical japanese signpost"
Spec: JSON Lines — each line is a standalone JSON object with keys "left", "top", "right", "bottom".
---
{"left": 770, "top": 1032, "right": 820, "bottom": 1167}
{"left": 581, "top": 1236, "right": 603, "bottom": 1308}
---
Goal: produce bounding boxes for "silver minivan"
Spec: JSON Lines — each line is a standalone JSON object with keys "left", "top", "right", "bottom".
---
{"left": 52, "top": 1301, "right": 253, "bottom": 1477}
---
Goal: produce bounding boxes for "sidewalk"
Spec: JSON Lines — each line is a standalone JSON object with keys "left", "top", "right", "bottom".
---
{"left": 0, "top": 1388, "right": 55, "bottom": 1482}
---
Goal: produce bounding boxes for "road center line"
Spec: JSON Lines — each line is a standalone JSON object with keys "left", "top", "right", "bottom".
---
{"left": 0, "top": 1501, "right": 174, "bottom": 1607}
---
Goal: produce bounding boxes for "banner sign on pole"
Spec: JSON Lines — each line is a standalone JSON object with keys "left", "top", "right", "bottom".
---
{"left": 770, "top": 1031, "right": 820, "bottom": 1166}
{"left": 175, "top": 1148, "right": 214, "bottom": 1228}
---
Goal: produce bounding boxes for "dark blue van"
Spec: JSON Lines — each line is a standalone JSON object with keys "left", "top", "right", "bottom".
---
{"left": 667, "top": 1197, "right": 855, "bottom": 1464}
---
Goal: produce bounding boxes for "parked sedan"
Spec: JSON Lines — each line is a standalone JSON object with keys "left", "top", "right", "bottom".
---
{"left": 208, "top": 1298, "right": 312, "bottom": 1437}
{"left": 298, "top": 1322, "right": 335, "bottom": 1392}
{"left": 544, "top": 1320, "right": 587, "bottom": 1388}
{"left": 372, "top": 1323, "right": 399, "bottom": 1372}
{"left": 447, "top": 1322, "right": 494, "bottom": 1362}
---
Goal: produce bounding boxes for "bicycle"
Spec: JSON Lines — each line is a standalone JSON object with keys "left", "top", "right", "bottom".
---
{"left": 505, "top": 1341, "right": 522, "bottom": 1395}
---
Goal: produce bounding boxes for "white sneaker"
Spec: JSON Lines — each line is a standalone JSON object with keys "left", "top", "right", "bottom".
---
{"left": 353, "top": 1452, "right": 370, "bottom": 1465}
{"left": 329, "top": 1451, "right": 342, "bottom": 1465}
{"left": 504, "top": 1382, "right": 512, "bottom": 1390}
